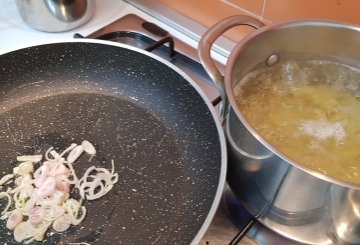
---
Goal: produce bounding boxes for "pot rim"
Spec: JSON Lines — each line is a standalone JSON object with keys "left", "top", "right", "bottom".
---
{"left": 225, "top": 19, "right": 360, "bottom": 190}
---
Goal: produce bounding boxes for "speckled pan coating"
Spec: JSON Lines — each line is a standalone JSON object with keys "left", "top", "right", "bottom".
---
{"left": 0, "top": 41, "right": 225, "bottom": 244}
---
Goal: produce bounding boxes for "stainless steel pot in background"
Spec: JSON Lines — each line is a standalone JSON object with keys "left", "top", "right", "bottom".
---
{"left": 15, "top": 0, "right": 95, "bottom": 32}
{"left": 198, "top": 15, "right": 360, "bottom": 244}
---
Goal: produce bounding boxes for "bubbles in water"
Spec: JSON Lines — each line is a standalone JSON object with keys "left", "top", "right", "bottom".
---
{"left": 236, "top": 59, "right": 360, "bottom": 184}
{"left": 245, "top": 59, "right": 360, "bottom": 100}
{"left": 280, "top": 60, "right": 300, "bottom": 84}
{"left": 279, "top": 60, "right": 314, "bottom": 87}
{"left": 299, "top": 120, "right": 345, "bottom": 142}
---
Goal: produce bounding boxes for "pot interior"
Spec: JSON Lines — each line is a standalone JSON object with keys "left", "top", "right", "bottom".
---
{"left": 226, "top": 20, "right": 360, "bottom": 188}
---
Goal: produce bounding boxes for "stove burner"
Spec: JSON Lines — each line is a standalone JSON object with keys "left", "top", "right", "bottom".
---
{"left": 76, "top": 14, "right": 221, "bottom": 106}
{"left": 95, "top": 32, "right": 176, "bottom": 58}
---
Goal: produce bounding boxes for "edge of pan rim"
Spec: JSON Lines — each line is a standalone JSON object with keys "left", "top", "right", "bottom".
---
{"left": 0, "top": 38, "right": 228, "bottom": 244}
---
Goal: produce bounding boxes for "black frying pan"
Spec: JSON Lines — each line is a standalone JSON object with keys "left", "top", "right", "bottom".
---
{"left": 0, "top": 40, "right": 226, "bottom": 244}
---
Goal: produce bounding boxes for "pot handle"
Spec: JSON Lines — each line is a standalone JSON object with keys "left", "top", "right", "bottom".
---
{"left": 198, "top": 15, "right": 265, "bottom": 117}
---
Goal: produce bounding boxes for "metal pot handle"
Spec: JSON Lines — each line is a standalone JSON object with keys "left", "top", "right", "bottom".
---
{"left": 198, "top": 15, "right": 265, "bottom": 117}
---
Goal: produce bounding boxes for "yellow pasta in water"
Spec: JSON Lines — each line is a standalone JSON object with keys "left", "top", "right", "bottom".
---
{"left": 236, "top": 60, "right": 360, "bottom": 184}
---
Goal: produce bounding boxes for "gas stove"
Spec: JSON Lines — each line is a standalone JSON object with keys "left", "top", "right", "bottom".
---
{"left": 76, "top": 12, "right": 303, "bottom": 245}
{"left": 0, "top": 1, "right": 307, "bottom": 244}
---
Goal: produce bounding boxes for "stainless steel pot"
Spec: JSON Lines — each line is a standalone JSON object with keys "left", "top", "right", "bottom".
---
{"left": 198, "top": 15, "right": 360, "bottom": 244}
{"left": 15, "top": 0, "right": 95, "bottom": 32}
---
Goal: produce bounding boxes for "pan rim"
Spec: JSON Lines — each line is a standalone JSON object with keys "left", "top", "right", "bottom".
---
{"left": 0, "top": 38, "right": 227, "bottom": 244}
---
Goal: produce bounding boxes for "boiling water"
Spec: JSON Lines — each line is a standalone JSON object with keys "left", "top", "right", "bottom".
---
{"left": 235, "top": 60, "right": 360, "bottom": 185}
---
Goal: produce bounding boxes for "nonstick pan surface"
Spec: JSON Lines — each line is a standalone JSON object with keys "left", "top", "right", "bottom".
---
{"left": 0, "top": 40, "right": 226, "bottom": 244}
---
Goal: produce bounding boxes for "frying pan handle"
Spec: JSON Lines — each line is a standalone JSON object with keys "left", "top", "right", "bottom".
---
{"left": 198, "top": 15, "right": 265, "bottom": 118}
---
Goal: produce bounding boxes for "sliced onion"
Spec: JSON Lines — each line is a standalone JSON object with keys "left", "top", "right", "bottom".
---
{"left": 24, "top": 195, "right": 39, "bottom": 214}
{"left": 13, "top": 221, "right": 29, "bottom": 242}
{"left": 6, "top": 210, "right": 23, "bottom": 230}
{"left": 17, "top": 161, "right": 34, "bottom": 175}
{"left": 33, "top": 224, "right": 50, "bottom": 242}
{"left": 16, "top": 155, "right": 42, "bottom": 163}
{"left": 33, "top": 165, "right": 49, "bottom": 188}
{"left": 53, "top": 213, "right": 72, "bottom": 232}
{"left": 55, "top": 179, "right": 70, "bottom": 193}
{"left": 40, "top": 191, "right": 69, "bottom": 207}
{"left": 42, "top": 204, "right": 65, "bottom": 221}
{"left": 78, "top": 163, "right": 118, "bottom": 200}
{"left": 25, "top": 221, "right": 50, "bottom": 244}
{"left": 63, "top": 199, "right": 81, "bottom": 217}
{"left": 45, "top": 147, "right": 55, "bottom": 161}
{"left": 45, "top": 162, "right": 69, "bottom": 177}
{"left": 72, "top": 206, "right": 87, "bottom": 225}
{"left": 86, "top": 183, "right": 113, "bottom": 201}
{"left": 65, "top": 161, "right": 79, "bottom": 185}
{"left": 67, "top": 145, "right": 84, "bottom": 164}
{"left": 9, "top": 174, "right": 34, "bottom": 195}
{"left": 1, "top": 140, "right": 118, "bottom": 242}
{"left": 0, "top": 174, "right": 14, "bottom": 185}
{"left": 48, "top": 149, "right": 66, "bottom": 163}
{"left": 81, "top": 140, "right": 96, "bottom": 155}
{"left": 29, "top": 206, "right": 43, "bottom": 225}
{"left": 37, "top": 177, "right": 56, "bottom": 199}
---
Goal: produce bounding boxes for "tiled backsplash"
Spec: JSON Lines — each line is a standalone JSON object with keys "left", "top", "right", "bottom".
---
{"left": 160, "top": 0, "right": 360, "bottom": 41}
